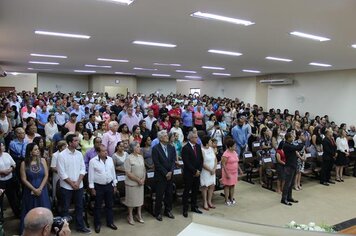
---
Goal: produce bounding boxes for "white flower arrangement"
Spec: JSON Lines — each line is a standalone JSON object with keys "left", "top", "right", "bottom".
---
{"left": 287, "top": 221, "right": 335, "bottom": 233}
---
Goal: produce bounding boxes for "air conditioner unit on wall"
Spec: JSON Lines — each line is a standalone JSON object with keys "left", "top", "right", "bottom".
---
{"left": 259, "top": 74, "right": 294, "bottom": 85}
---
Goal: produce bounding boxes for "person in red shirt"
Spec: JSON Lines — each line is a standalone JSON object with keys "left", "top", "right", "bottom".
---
{"left": 214, "top": 105, "right": 224, "bottom": 121}
{"left": 150, "top": 100, "right": 160, "bottom": 118}
{"left": 168, "top": 103, "right": 181, "bottom": 124}
{"left": 276, "top": 142, "right": 286, "bottom": 194}
{"left": 159, "top": 114, "right": 172, "bottom": 132}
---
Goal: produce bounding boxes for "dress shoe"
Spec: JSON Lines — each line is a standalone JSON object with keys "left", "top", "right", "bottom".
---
{"left": 191, "top": 207, "right": 203, "bottom": 214}
{"left": 164, "top": 211, "right": 175, "bottom": 219}
{"left": 107, "top": 224, "right": 118, "bottom": 230}
{"left": 77, "top": 227, "right": 92, "bottom": 234}
{"left": 127, "top": 216, "right": 135, "bottom": 225}
{"left": 328, "top": 180, "right": 335, "bottom": 184}
{"left": 320, "top": 182, "right": 329, "bottom": 186}
{"left": 288, "top": 199, "right": 299, "bottom": 203}
{"left": 156, "top": 214, "right": 163, "bottom": 221}
{"left": 183, "top": 211, "right": 188, "bottom": 218}
{"left": 280, "top": 200, "right": 292, "bottom": 206}
{"left": 95, "top": 225, "right": 101, "bottom": 233}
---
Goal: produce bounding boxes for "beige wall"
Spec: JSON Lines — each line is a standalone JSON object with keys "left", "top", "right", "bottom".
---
{"left": 38, "top": 73, "right": 88, "bottom": 93}
{"left": 89, "top": 75, "right": 137, "bottom": 95}
{"left": 137, "top": 77, "right": 177, "bottom": 95}
{"left": 0, "top": 73, "right": 37, "bottom": 92}
{"left": 176, "top": 80, "right": 204, "bottom": 95}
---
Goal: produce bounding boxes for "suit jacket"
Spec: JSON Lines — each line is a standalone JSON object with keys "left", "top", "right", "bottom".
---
{"left": 152, "top": 143, "right": 176, "bottom": 181}
{"left": 322, "top": 137, "right": 337, "bottom": 159}
{"left": 181, "top": 143, "right": 203, "bottom": 178}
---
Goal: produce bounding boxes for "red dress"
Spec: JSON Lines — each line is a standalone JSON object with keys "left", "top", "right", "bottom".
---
{"left": 221, "top": 150, "right": 239, "bottom": 186}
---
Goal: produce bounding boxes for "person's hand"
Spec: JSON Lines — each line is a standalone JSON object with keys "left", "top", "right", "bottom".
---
{"left": 56, "top": 219, "right": 71, "bottom": 236}
{"left": 72, "top": 181, "right": 79, "bottom": 190}
{"left": 194, "top": 170, "right": 200, "bottom": 177}
{"left": 346, "top": 152, "right": 350, "bottom": 157}
{"left": 226, "top": 174, "right": 231, "bottom": 179}
{"left": 90, "top": 188, "right": 96, "bottom": 196}
{"left": 139, "top": 179, "right": 145, "bottom": 185}
{"left": 166, "top": 172, "right": 172, "bottom": 180}
{"left": 33, "top": 188, "right": 42, "bottom": 196}
{"left": 113, "top": 186, "right": 117, "bottom": 193}
{"left": 210, "top": 169, "right": 215, "bottom": 175}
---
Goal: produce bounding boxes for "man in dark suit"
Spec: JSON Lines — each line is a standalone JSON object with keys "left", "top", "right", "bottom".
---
{"left": 281, "top": 132, "right": 305, "bottom": 206}
{"left": 320, "top": 128, "right": 337, "bottom": 186}
{"left": 182, "top": 131, "right": 203, "bottom": 217}
{"left": 152, "top": 130, "right": 176, "bottom": 221}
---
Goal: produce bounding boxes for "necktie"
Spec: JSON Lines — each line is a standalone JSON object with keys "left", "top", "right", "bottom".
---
{"left": 163, "top": 146, "right": 168, "bottom": 157}
{"left": 193, "top": 145, "right": 197, "bottom": 157}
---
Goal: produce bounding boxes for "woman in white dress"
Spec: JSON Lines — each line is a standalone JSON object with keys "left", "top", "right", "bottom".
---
{"left": 200, "top": 135, "right": 217, "bottom": 210}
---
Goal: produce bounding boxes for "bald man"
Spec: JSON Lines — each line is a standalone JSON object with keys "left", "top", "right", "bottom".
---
{"left": 23, "top": 207, "right": 71, "bottom": 236}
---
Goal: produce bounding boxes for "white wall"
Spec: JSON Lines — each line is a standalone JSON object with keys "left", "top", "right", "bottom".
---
{"left": 176, "top": 80, "right": 203, "bottom": 95}
{"left": 38, "top": 73, "right": 88, "bottom": 93}
{"left": 137, "top": 77, "right": 176, "bottom": 95}
{"left": 267, "top": 69, "right": 356, "bottom": 125}
{"left": 89, "top": 75, "right": 137, "bottom": 94}
{"left": 0, "top": 73, "right": 37, "bottom": 92}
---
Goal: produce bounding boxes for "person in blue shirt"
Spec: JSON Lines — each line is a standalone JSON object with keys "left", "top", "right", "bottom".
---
{"left": 181, "top": 106, "right": 193, "bottom": 140}
{"left": 231, "top": 117, "right": 249, "bottom": 156}
{"left": 36, "top": 105, "right": 49, "bottom": 137}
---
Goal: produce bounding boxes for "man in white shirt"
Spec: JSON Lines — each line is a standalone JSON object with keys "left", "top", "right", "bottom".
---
{"left": 144, "top": 109, "right": 157, "bottom": 131}
{"left": 57, "top": 134, "right": 91, "bottom": 234}
{"left": 88, "top": 145, "right": 118, "bottom": 233}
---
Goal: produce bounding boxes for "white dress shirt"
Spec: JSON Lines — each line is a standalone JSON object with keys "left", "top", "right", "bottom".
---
{"left": 57, "top": 148, "right": 86, "bottom": 190}
{"left": 88, "top": 156, "right": 117, "bottom": 189}
{"left": 336, "top": 137, "right": 349, "bottom": 153}
{"left": 0, "top": 152, "right": 15, "bottom": 181}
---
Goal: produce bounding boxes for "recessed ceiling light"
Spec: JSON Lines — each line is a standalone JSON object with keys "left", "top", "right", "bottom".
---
{"left": 74, "top": 70, "right": 96, "bottom": 73}
{"left": 191, "top": 11, "right": 255, "bottom": 26}
{"left": 352, "top": 44, "right": 356, "bottom": 48}
{"left": 85, "top": 64, "right": 112, "bottom": 68}
{"left": 152, "top": 74, "right": 171, "bottom": 77}
{"left": 176, "top": 70, "right": 197, "bottom": 74}
{"left": 309, "top": 62, "right": 332, "bottom": 67}
{"left": 242, "top": 69, "right": 261, "bottom": 73}
{"left": 265, "top": 56, "right": 293, "bottom": 62}
{"left": 27, "top": 67, "right": 52, "bottom": 71}
{"left": 132, "top": 41, "right": 177, "bottom": 48}
{"left": 29, "top": 61, "right": 59, "bottom": 65}
{"left": 208, "top": 49, "right": 242, "bottom": 56}
{"left": 154, "top": 63, "right": 181, "bottom": 67}
{"left": 202, "top": 66, "right": 225, "bottom": 70}
{"left": 115, "top": 72, "right": 135, "bottom": 75}
{"left": 97, "top": 58, "right": 129, "bottom": 62}
{"left": 30, "top": 53, "right": 67, "bottom": 58}
{"left": 34, "top": 30, "right": 91, "bottom": 39}
{"left": 213, "top": 73, "right": 231, "bottom": 76}
{"left": 289, "top": 31, "right": 330, "bottom": 42}
{"left": 102, "top": 0, "right": 134, "bottom": 5}
{"left": 133, "top": 67, "right": 157, "bottom": 71}
{"left": 185, "top": 76, "right": 202, "bottom": 79}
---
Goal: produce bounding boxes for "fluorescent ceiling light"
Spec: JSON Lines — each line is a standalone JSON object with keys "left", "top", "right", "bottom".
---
{"left": 352, "top": 44, "right": 356, "bottom": 48}
{"left": 309, "top": 62, "right": 332, "bottom": 67}
{"left": 191, "top": 11, "right": 255, "bottom": 26}
{"left": 85, "top": 64, "right": 112, "bottom": 68}
{"left": 152, "top": 74, "right": 171, "bottom": 77}
{"left": 27, "top": 67, "right": 52, "bottom": 71}
{"left": 103, "top": 0, "right": 134, "bottom": 5}
{"left": 133, "top": 67, "right": 157, "bottom": 71}
{"left": 115, "top": 72, "right": 135, "bottom": 75}
{"left": 208, "top": 49, "right": 242, "bottom": 56}
{"left": 213, "top": 73, "right": 231, "bottom": 76}
{"left": 154, "top": 63, "right": 181, "bottom": 67}
{"left": 176, "top": 70, "right": 196, "bottom": 74}
{"left": 265, "top": 56, "right": 293, "bottom": 62}
{"left": 97, "top": 58, "right": 129, "bottom": 62}
{"left": 202, "top": 66, "right": 225, "bottom": 70}
{"left": 289, "top": 31, "right": 330, "bottom": 42}
{"left": 74, "top": 70, "right": 96, "bottom": 73}
{"left": 177, "top": 79, "right": 189, "bottom": 82}
{"left": 243, "top": 69, "right": 261, "bottom": 73}
{"left": 185, "top": 76, "right": 202, "bottom": 79}
{"left": 30, "top": 53, "right": 67, "bottom": 58}
{"left": 9, "top": 72, "right": 21, "bottom": 76}
{"left": 29, "top": 61, "right": 59, "bottom": 65}
{"left": 35, "top": 30, "right": 91, "bottom": 39}
{"left": 132, "top": 41, "right": 176, "bottom": 48}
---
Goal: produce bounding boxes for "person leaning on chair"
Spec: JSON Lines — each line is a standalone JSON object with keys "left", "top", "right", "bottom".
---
{"left": 152, "top": 130, "right": 176, "bottom": 221}
{"left": 181, "top": 131, "right": 203, "bottom": 217}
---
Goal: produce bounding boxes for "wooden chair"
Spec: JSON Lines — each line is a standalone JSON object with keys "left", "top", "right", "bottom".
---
{"left": 242, "top": 151, "right": 258, "bottom": 184}
{"left": 261, "top": 156, "right": 277, "bottom": 192}
{"left": 144, "top": 171, "right": 156, "bottom": 216}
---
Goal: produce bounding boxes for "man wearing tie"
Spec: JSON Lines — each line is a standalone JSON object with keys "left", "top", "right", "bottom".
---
{"left": 320, "top": 128, "right": 337, "bottom": 186}
{"left": 152, "top": 130, "right": 176, "bottom": 221}
{"left": 182, "top": 131, "right": 203, "bottom": 217}
{"left": 88, "top": 144, "right": 118, "bottom": 233}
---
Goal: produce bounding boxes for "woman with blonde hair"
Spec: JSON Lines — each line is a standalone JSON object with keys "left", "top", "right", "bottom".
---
{"left": 335, "top": 129, "right": 349, "bottom": 182}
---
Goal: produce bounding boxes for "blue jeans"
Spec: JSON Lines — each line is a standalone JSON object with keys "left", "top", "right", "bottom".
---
{"left": 61, "top": 187, "right": 85, "bottom": 230}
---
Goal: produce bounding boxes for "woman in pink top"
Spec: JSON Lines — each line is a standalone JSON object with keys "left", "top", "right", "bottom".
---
{"left": 194, "top": 106, "right": 204, "bottom": 131}
{"left": 221, "top": 138, "right": 243, "bottom": 206}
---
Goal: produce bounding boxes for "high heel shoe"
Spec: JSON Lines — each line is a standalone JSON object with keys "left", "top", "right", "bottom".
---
{"left": 208, "top": 203, "right": 216, "bottom": 209}
{"left": 127, "top": 216, "right": 135, "bottom": 225}
{"left": 202, "top": 206, "right": 209, "bottom": 211}
{"left": 134, "top": 215, "right": 144, "bottom": 223}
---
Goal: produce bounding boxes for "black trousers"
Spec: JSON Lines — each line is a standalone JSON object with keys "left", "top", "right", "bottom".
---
{"left": 320, "top": 157, "right": 334, "bottom": 183}
{"left": 182, "top": 175, "right": 199, "bottom": 211}
{"left": 281, "top": 166, "right": 296, "bottom": 202}
{"left": 13, "top": 158, "right": 23, "bottom": 199}
{"left": 93, "top": 183, "right": 114, "bottom": 227}
{"left": 154, "top": 179, "right": 173, "bottom": 216}
{"left": 0, "top": 178, "right": 20, "bottom": 218}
